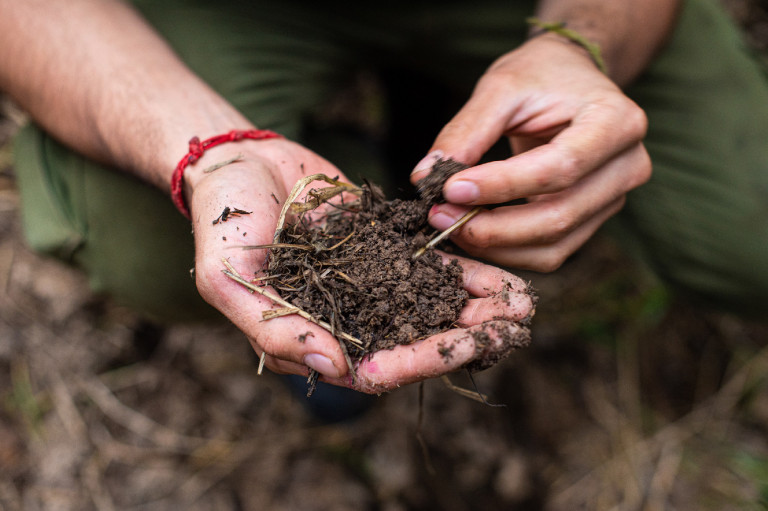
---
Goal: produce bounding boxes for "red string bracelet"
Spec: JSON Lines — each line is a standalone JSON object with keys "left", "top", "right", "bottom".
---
{"left": 171, "top": 129, "right": 283, "bottom": 219}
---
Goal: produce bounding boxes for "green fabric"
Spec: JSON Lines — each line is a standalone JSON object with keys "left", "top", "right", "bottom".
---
{"left": 12, "top": 0, "right": 768, "bottom": 319}
{"left": 622, "top": 0, "right": 768, "bottom": 315}
{"left": 14, "top": 126, "right": 214, "bottom": 322}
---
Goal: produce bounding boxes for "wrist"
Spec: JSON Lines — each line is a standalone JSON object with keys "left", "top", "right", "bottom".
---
{"left": 527, "top": 2, "right": 681, "bottom": 87}
{"left": 526, "top": 18, "right": 607, "bottom": 75}
{"left": 171, "top": 129, "right": 284, "bottom": 219}
{"left": 515, "top": 34, "right": 609, "bottom": 82}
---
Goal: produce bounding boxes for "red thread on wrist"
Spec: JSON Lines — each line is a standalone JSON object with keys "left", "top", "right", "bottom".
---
{"left": 171, "top": 129, "right": 283, "bottom": 219}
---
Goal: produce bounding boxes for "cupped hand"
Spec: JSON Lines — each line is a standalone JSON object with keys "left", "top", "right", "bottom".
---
{"left": 324, "top": 253, "right": 535, "bottom": 394}
{"left": 188, "top": 138, "right": 355, "bottom": 380}
{"left": 411, "top": 35, "right": 652, "bottom": 272}
{"left": 185, "top": 138, "right": 535, "bottom": 393}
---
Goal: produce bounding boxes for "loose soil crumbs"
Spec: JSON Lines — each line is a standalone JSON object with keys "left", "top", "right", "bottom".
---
{"left": 264, "top": 180, "right": 467, "bottom": 360}
{"left": 255, "top": 159, "right": 531, "bottom": 372}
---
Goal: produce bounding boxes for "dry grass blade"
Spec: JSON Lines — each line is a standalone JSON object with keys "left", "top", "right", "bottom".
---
{"left": 273, "top": 173, "right": 362, "bottom": 244}
{"left": 262, "top": 307, "right": 301, "bottom": 320}
{"left": 324, "top": 230, "right": 356, "bottom": 251}
{"left": 440, "top": 375, "right": 491, "bottom": 404}
{"left": 290, "top": 185, "right": 356, "bottom": 214}
{"left": 221, "top": 263, "right": 364, "bottom": 352}
{"left": 257, "top": 351, "right": 267, "bottom": 375}
{"left": 412, "top": 207, "right": 481, "bottom": 259}
{"left": 241, "top": 243, "right": 314, "bottom": 251}
{"left": 202, "top": 153, "right": 243, "bottom": 174}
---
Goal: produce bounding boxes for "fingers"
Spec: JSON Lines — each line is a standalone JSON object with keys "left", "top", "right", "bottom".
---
{"left": 251, "top": 314, "right": 349, "bottom": 377}
{"left": 246, "top": 338, "right": 335, "bottom": 377}
{"left": 425, "top": 141, "right": 650, "bottom": 270}
{"left": 451, "top": 198, "right": 624, "bottom": 271}
{"left": 255, "top": 251, "right": 536, "bottom": 385}
{"left": 324, "top": 320, "right": 531, "bottom": 394}
{"left": 440, "top": 99, "right": 648, "bottom": 206}
{"left": 458, "top": 295, "right": 533, "bottom": 326}
{"left": 431, "top": 252, "right": 535, "bottom": 324}
{"left": 190, "top": 157, "right": 353, "bottom": 380}
{"left": 436, "top": 251, "right": 529, "bottom": 295}
{"left": 428, "top": 89, "right": 518, "bottom": 169}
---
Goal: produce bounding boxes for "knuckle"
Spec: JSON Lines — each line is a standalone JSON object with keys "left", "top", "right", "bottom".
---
{"left": 543, "top": 206, "right": 575, "bottom": 242}
{"left": 480, "top": 59, "right": 514, "bottom": 85}
{"left": 553, "top": 153, "right": 583, "bottom": 189}
{"left": 536, "top": 251, "right": 568, "bottom": 273}
{"left": 625, "top": 103, "right": 649, "bottom": 138}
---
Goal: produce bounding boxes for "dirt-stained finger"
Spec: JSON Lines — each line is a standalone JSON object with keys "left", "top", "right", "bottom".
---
{"left": 436, "top": 251, "right": 532, "bottom": 297}
{"left": 323, "top": 320, "right": 530, "bottom": 394}
{"left": 457, "top": 292, "right": 535, "bottom": 326}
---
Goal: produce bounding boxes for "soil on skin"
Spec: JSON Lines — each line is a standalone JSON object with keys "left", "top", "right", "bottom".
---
{"left": 264, "top": 159, "right": 477, "bottom": 360}
{"left": 466, "top": 316, "right": 533, "bottom": 373}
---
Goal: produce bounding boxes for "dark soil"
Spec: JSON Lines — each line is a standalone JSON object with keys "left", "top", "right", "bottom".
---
{"left": 264, "top": 160, "right": 476, "bottom": 360}
{"left": 416, "top": 158, "right": 468, "bottom": 204}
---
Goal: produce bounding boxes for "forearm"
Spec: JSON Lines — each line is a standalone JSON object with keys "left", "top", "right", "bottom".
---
{"left": 0, "top": 0, "right": 250, "bottom": 192}
{"left": 533, "top": 0, "right": 682, "bottom": 86}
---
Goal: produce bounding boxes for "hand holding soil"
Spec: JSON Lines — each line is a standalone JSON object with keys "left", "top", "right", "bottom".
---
{"left": 189, "top": 139, "right": 360, "bottom": 381}
{"left": 410, "top": 35, "right": 651, "bottom": 273}
{"left": 324, "top": 253, "right": 535, "bottom": 394}
{"left": 210, "top": 155, "right": 535, "bottom": 394}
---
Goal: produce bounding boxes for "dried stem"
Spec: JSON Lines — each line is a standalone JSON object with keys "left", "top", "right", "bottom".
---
{"left": 273, "top": 174, "right": 362, "bottom": 244}
{"left": 440, "top": 375, "right": 490, "bottom": 404}
{"left": 412, "top": 207, "right": 481, "bottom": 259}
{"left": 221, "top": 261, "right": 363, "bottom": 351}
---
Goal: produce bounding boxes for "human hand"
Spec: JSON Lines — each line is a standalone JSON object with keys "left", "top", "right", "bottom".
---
{"left": 186, "top": 138, "right": 534, "bottom": 392}
{"left": 324, "top": 253, "right": 535, "bottom": 394}
{"left": 411, "top": 35, "right": 652, "bottom": 272}
{"left": 188, "top": 138, "right": 357, "bottom": 380}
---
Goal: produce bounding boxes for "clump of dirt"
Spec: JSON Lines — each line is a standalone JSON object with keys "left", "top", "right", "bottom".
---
{"left": 416, "top": 158, "right": 468, "bottom": 204}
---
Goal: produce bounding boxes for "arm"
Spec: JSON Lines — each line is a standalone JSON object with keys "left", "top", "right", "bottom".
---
{"left": 0, "top": 0, "right": 349, "bottom": 375}
{"left": 411, "top": 0, "right": 680, "bottom": 271}
{"left": 0, "top": 0, "right": 534, "bottom": 391}
{"left": 534, "top": 0, "right": 680, "bottom": 87}
{"left": 0, "top": 0, "right": 247, "bottom": 191}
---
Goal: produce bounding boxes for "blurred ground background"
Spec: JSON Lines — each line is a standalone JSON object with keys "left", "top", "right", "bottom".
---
{"left": 2, "top": 2, "right": 768, "bottom": 510}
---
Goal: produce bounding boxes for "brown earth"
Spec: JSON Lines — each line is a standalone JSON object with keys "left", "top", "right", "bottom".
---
{"left": 3, "top": 3, "right": 768, "bottom": 509}
{"left": 264, "top": 176, "right": 469, "bottom": 357}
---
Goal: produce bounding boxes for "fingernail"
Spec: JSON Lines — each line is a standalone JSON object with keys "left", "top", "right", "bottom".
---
{"left": 303, "top": 353, "right": 341, "bottom": 378}
{"left": 429, "top": 211, "right": 458, "bottom": 231}
{"left": 411, "top": 150, "right": 444, "bottom": 176}
{"left": 444, "top": 180, "right": 479, "bottom": 203}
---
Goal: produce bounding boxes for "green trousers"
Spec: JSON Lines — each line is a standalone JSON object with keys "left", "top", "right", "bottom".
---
{"left": 13, "top": 0, "right": 768, "bottom": 320}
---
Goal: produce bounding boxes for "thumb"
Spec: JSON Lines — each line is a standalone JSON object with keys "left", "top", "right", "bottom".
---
{"left": 410, "top": 86, "right": 513, "bottom": 183}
